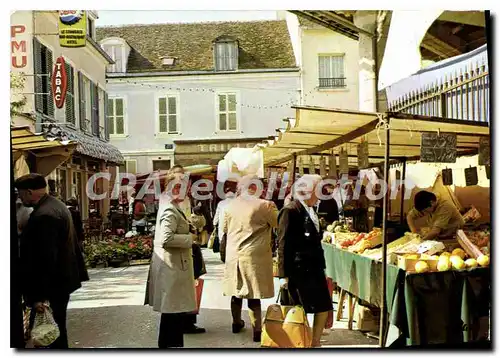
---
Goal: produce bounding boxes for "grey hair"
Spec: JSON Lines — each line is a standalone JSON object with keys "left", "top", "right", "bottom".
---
{"left": 293, "top": 174, "right": 323, "bottom": 200}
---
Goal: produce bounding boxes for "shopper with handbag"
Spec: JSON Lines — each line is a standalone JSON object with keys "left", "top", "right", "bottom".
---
{"left": 145, "top": 173, "right": 197, "bottom": 348}
{"left": 16, "top": 174, "right": 85, "bottom": 349}
{"left": 277, "top": 174, "right": 333, "bottom": 348}
{"left": 222, "top": 175, "right": 278, "bottom": 343}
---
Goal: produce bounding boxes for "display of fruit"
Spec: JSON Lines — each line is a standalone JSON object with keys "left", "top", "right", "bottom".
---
{"left": 451, "top": 248, "right": 467, "bottom": 260}
{"left": 465, "top": 258, "right": 478, "bottom": 269}
{"left": 437, "top": 256, "right": 452, "bottom": 272}
{"left": 415, "top": 261, "right": 429, "bottom": 273}
{"left": 477, "top": 255, "right": 490, "bottom": 267}
{"left": 440, "top": 252, "right": 451, "bottom": 258}
{"left": 450, "top": 255, "right": 466, "bottom": 270}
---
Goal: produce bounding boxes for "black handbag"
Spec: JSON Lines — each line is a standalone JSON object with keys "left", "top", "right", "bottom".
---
{"left": 212, "top": 224, "right": 220, "bottom": 253}
{"left": 192, "top": 243, "right": 206, "bottom": 279}
{"left": 220, "top": 233, "right": 227, "bottom": 263}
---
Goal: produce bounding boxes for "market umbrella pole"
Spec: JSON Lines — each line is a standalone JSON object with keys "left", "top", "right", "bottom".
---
{"left": 399, "top": 159, "right": 407, "bottom": 225}
{"left": 379, "top": 118, "right": 390, "bottom": 347}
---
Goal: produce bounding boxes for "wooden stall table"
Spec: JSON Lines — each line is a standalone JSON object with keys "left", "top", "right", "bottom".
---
{"left": 322, "top": 242, "right": 490, "bottom": 346}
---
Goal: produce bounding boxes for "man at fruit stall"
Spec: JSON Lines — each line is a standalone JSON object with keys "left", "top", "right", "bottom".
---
{"left": 407, "top": 190, "right": 465, "bottom": 241}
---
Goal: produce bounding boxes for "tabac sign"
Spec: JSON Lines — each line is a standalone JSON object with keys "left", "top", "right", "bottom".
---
{"left": 58, "top": 11, "right": 87, "bottom": 48}
{"left": 52, "top": 57, "right": 68, "bottom": 108}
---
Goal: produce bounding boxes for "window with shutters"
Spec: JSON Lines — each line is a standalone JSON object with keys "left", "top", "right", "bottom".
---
{"left": 90, "top": 82, "right": 100, "bottom": 137}
{"left": 318, "top": 54, "right": 346, "bottom": 89}
{"left": 78, "top": 73, "right": 91, "bottom": 132}
{"left": 107, "top": 97, "right": 126, "bottom": 136}
{"left": 125, "top": 159, "right": 137, "bottom": 174}
{"left": 64, "top": 62, "right": 75, "bottom": 125}
{"left": 214, "top": 39, "right": 238, "bottom": 71}
{"left": 217, "top": 93, "right": 238, "bottom": 131}
{"left": 102, "top": 44, "right": 125, "bottom": 73}
{"left": 33, "top": 38, "right": 54, "bottom": 118}
{"left": 157, "top": 95, "right": 179, "bottom": 134}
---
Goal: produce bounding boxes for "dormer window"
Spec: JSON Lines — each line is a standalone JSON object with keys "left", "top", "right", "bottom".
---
{"left": 102, "top": 44, "right": 124, "bottom": 73}
{"left": 214, "top": 36, "right": 238, "bottom": 71}
{"left": 100, "top": 37, "right": 130, "bottom": 73}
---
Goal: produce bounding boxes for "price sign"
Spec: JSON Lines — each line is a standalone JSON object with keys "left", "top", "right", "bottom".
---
{"left": 420, "top": 132, "right": 457, "bottom": 163}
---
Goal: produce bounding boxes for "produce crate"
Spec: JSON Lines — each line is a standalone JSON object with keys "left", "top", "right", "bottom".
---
{"left": 397, "top": 254, "right": 439, "bottom": 273}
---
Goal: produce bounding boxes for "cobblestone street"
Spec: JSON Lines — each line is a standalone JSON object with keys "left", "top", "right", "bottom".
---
{"left": 67, "top": 249, "right": 378, "bottom": 348}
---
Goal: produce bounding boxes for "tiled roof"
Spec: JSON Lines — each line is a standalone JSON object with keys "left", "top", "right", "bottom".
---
{"left": 43, "top": 124, "right": 124, "bottom": 165}
{"left": 96, "top": 20, "right": 296, "bottom": 73}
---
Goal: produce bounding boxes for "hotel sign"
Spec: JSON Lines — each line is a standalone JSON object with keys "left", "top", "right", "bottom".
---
{"left": 58, "top": 11, "right": 87, "bottom": 48}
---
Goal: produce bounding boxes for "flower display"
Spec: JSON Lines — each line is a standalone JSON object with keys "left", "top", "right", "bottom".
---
{"left": 84, "top": 234, "right": 153, "bottom": 267}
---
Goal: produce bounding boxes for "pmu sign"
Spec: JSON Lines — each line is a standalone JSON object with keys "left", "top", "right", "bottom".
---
{"left": 52, "top": 57, "right": 68, "bottom": 108}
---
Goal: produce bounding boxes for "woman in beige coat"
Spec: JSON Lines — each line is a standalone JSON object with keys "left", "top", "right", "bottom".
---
{"left": 146, "top": 173, "right": 197, "bottom": 348}
{"left": 223, "top": 175, "right": 278, "bottom": 342}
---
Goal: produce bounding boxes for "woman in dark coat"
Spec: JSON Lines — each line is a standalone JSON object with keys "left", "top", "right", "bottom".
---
{"left": 277, "top": 175, "right": 332, "bottom": 347}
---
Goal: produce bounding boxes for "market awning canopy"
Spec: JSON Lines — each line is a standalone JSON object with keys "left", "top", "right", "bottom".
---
{"left": 11, "top": 126, "right": 78, "bottom": 177}
{"left": 258, "top": 106, "right": 490, "bottom": 168}
{"left": 12, "top": 126, "right": 75, "bottom": 152}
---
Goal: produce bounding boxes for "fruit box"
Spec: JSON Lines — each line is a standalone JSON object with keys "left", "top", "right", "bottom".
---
{"left": 397, "top": 255, "right": 439, "bottom": 273}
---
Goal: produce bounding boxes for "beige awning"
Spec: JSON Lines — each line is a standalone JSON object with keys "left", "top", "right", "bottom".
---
{"left": 258, "top": 106, "right": 490, "bottom": 169}
{"left": 11, "top": 126, "right": 77, "bottom": 177}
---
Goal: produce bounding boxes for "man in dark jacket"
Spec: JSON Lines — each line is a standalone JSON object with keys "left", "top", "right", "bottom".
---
{"left": 16, "top": 174, "right": 86, "bottom": 349}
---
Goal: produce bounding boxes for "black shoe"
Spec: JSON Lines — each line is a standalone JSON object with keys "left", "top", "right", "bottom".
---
{"left": 184, "top": 325, "right": 206, "bottom": 334}
{"left": 253, "top": 331, "right": 262, "bottom": 343}
{"left": 232, "top": 321, "right": 245, "bottom": 333}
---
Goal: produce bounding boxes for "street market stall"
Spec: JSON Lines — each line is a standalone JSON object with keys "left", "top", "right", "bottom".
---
{"left": 255, "top": 105, "right": 490, "bottom": 346}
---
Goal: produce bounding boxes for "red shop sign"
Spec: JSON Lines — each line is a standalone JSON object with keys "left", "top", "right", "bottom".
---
{"left": 51, "top": 56, "right": 67, "bottom": 108}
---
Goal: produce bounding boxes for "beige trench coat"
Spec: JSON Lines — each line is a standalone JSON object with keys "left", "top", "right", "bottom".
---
{"left": 223, "top": 196, "right": 278, "bottom": 299}
{"left": 147, "top": 201, "right": 197, "bottom": 314}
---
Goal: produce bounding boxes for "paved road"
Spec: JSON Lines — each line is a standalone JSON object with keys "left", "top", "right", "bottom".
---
{"left": 67, "top": 249, "right": 378, "bottom": 348}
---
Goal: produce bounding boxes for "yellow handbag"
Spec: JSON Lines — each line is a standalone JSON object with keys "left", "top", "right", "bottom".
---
{"left": 261, "top": 290, "right": 312, "bottom": 348}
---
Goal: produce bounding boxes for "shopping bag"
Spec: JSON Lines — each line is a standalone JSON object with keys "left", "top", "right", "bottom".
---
{"left": 30, "top": 305, "right": 60, "bottom": 347}
{"left": 272, "top": 257, "right": 279, "bottom": 278}
{"left": 193, "top": 278, "right": 204, "bottom": 315}
{"left": 23, "top": 304, "right": 31, "bottom": 342}
{"left": 261, "top": 289, "right": 312, "bottom": 348}
{"left": 207, "top": 231, "right": 215, "bottom": 249}
{"left": 325, "top": 277, "right": 334, "bottom": 329}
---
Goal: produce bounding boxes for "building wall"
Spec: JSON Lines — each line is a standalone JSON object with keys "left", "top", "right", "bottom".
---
{"left": 11, "top": 10, "right": 108, "bottom": 126}
{"left": 107, "top": 71, "right": 299, "bottom": 173}
{"left": 299, "top": 27, "right": 359, "bottom": 109}
{"left": 10, "top": 10, "right": 114, "bottom": 220}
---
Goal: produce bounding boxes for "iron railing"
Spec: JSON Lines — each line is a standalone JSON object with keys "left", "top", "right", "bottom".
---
{"left": 388, "top": 62, "right": 489, "bottom": 122}
{"left": 319, "top": 77, "right": 346, "bottom": 89}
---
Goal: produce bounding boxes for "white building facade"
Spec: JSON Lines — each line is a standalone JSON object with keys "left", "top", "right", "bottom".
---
{"left": 283, "top": 12, "right": 359, "bottom": 110}
{"left": 97, "top": 20, "right": 300, "bottom": 173}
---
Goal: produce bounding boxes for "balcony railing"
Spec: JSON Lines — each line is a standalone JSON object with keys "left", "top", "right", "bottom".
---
{"left": 388, "top": 61, "right": 489, "bottom": 122}
{"left": 319, "top": 77, "right": 346, "bottom": 89}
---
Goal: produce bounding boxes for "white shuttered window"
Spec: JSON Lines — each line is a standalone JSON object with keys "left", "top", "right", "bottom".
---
{"left": 158, "top": 96, "right": 178, "bottom": 134}
{"left": 218, "top": 93, "right": 237, "bottom": 131}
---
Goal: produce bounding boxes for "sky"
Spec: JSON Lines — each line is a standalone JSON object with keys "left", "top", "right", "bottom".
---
{"left": 96, "top": 10, "right": 279, "bottom": 27}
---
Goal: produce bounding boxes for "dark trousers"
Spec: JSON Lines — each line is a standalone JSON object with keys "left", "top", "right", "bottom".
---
{"left": 30, "top": 294, "right": 70, "bottom": 349}
{"left": 159, "top": 313, "right": 184, "bottom": 348}
{"left": 182, "top": 313, "right": 197, "bottom": 329}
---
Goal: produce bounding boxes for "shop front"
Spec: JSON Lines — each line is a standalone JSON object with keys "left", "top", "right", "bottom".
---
{"left": 254, "top": 105, "right": 490, "bottom": 347}
{"left": 173, "top": 137, "right": 266, "bottom": 168}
